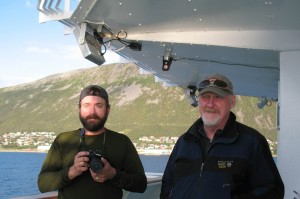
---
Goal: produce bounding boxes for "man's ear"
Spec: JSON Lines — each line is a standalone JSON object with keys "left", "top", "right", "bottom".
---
{"left": 106, "top": 106, "right": 111, "bottom": 115}
{"left": 230, "top": 95, "right": 236, "bottom": 108}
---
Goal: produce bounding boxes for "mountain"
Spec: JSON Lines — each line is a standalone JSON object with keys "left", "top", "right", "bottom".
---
{"left": 0, "top": 63, "right": 277, "bottom": 141}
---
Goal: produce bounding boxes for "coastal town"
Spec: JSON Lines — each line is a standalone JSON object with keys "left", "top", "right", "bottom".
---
{"left": 0, "top": 131, "right": 278, "bottom": 155}
{"left": 0, "top": 131, "right": 177, "bottom": 155}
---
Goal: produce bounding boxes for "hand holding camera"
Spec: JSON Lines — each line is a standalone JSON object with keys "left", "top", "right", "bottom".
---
{"left": 68, "top": 151, "right": 90, "bottom": 180}
{"left": 68, "top": 150, "right": 116, "bottom": 182}
{"left": 88, "top": 150, "right": 104, "bottom": 173}
{"left": 88, "top": 150, "right": 117, "bottom": 182}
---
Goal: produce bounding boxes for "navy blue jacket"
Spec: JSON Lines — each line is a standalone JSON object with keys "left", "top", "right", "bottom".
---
{"left": 160, "top": 112, "right": 284, "bottom": 199}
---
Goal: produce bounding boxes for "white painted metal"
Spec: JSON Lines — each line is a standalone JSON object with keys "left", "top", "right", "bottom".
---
{"left": 278, "top": 51, "right": 300, "bottom": 199}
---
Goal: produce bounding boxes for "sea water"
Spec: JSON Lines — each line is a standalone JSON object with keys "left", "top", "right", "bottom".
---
{"left": 0, "top": 152, "right": 169, "bottom": 199}
{"left": 0, "top": 152, "right": 277, "bottom": 199}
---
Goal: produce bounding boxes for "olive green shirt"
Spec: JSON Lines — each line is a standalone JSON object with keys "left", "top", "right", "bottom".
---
{"left": 38, "top": 129, "right": 147, "bottom": 199}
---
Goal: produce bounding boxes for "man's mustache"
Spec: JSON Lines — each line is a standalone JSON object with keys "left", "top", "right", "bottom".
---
{"left": 86, "top": 115, "right": 101, "bottom": 120}
{"left": 204, "top": 108, "right": 218, "bottom": 113}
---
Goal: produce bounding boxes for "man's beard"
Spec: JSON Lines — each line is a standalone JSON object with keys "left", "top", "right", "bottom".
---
{"left": 201, "top": 109, "right": 220, "bottom": 126}
{"left": 79, "top": 112, "right": 108, "bottom": 132}
{"left": 202, "top": 114, "right": 220, "bottom": 126}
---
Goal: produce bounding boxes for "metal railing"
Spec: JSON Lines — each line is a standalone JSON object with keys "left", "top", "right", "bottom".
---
{"left": 12, "top": 173, "right": 162, "bottom": 199}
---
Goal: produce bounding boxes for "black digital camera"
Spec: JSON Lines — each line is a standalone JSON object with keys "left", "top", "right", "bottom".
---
{"left": 88, "top": 150, "right": 104, "bottom": 173}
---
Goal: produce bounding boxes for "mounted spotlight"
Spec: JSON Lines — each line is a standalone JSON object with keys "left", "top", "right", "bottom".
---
{"left": 162, "top": 56, "right": 173, "bottom": 71}
{"left": 257, "top": 97, "right": 272, "bottom": 109}
{"left": 73, "top": 23, "right": 106, "bottom": 66}
{"left": 184, "top": 86, "right": 198, "bottom": 107}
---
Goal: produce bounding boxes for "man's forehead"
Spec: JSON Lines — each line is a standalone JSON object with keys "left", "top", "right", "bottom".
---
{"left": 199, "top": 91, "right": 226, "bottom": 98}
{"left": 80, "top": 95, "right": 105, "bottom": 103}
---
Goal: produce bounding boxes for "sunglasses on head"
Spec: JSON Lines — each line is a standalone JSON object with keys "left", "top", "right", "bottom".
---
{"left": 198, "top": 79, "right": 228, "bottom": 89}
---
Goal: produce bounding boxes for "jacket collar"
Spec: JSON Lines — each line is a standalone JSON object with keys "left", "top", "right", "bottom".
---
{"left": 184, "top": 111, "right": 238, "bottom": 143}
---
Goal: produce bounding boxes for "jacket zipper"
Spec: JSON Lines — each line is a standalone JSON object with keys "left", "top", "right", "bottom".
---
{"left": 200, "top": 162, "right": 205, "bottom": 177}
{"left": 200, "top": 139, "right": 213, "bottom": 177}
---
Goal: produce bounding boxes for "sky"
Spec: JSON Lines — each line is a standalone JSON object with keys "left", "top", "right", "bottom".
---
{"left": 0, "top": 0, "right": 121, "bottom": 88}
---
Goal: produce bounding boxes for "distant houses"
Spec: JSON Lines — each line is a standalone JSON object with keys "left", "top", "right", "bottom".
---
{"left": 0, "top": 132, "right": 277, "bottom": 155}
{"left": 0, "top": 131, "right": 55, "bottom": 151}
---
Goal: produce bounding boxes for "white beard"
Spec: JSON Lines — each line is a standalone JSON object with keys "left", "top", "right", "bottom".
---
{"left": 202, "top": 113, "right": 220, "bottom": 127}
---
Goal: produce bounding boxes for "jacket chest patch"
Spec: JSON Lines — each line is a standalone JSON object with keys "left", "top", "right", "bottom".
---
{"left": 217, "top": 160, "right": 233, "bottom": 169}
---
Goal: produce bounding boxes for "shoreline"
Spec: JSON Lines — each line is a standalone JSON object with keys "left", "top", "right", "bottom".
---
{"left": 0, "top": 149, "right": 172, "bottom": 155}
{"left": 0, "top": 149, "right": 278, "bottom": 157}
{"left": 0, "top": 149, "right": 47, "bottom": 153}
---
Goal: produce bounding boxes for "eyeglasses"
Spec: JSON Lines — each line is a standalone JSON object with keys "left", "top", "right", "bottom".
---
{"left": 198, "top": 79, "right": 228, "bottom": 89}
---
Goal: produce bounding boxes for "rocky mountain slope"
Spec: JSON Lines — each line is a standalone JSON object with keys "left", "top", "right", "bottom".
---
{"left": 0, "top": 63, "right": 277, "bottom": 141}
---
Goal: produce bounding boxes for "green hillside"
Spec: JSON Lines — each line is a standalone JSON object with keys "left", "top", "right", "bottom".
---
{"left": 0, "top": 63, "right": 277, "bottom": 142}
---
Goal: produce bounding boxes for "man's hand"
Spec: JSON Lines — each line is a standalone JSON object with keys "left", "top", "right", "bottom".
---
{"left": 90, "top": 157, "right": 117, "bottom": 183}
{"left": 68, "top": 151, "right": 89, "bottom": 180}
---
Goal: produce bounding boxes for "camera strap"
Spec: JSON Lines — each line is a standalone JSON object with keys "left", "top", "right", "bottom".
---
{"left": 78, "top": 128, "right": 106, "bottom": 153}
{"left": 79, "top": 128, "right": 86, "bottom": 151}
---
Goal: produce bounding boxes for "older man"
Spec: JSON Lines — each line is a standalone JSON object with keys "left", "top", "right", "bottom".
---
{"left": 160, "top": 74, "right": 284, "bottom": 199}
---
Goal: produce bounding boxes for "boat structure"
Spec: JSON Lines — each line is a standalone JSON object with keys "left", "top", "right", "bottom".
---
{"left": 36, "top": 0, "right": 300, "bottom": 198}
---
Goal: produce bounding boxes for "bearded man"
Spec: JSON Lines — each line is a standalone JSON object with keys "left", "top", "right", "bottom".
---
{"left": 38, "top": 85, "right": 147, "bottom": 199}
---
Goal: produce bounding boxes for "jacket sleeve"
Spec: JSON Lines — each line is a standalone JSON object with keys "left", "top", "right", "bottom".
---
{"left": 160, "top": 144, "right": 178, "bottom": 199}
{"left": 109, "top": 137, "right": 147, "bottom": 193}
{"left": 37, "top": 137, "right": 73, "bottom": 192}
{"left": 160, "top": 156, "right": 173, "bottom": 198}
{"left": 233, "top": 136, "right": 285, "bottom": 199}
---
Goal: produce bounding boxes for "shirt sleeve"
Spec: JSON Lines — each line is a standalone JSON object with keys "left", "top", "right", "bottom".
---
{"left": 109, "top": 136, "right": 147, "bottom": 193}
{"left": 233, "top": 136, "right": 284, "bottom": 199}
{"left": 37, "top": 136, "right": 73, "bottom": 192}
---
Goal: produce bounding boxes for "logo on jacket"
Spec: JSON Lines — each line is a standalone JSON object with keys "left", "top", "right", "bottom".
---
{"left": 218, "top": 160, "right": 233, "bottom": 169}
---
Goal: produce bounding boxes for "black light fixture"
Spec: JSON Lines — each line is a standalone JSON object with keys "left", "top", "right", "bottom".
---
{"left": 162, "top": 56, "right": 173, "bottom": 71}
{"left": 162, "top": 47, "right": 174, "bottom": 71}
{"left": 185, "top": 86, "right": 198, "bottom": 107}
{"left": 257, "top": 97, "right": 272, "bottom": 109}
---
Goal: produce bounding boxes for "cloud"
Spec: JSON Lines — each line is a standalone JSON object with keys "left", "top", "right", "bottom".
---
{"left": 25, "top": 46, "right": 52, "bottom": 53}
{"left": 0, "top": 39, "right": 123, "bottom": 88}
{"left": 0, "top": 75, "right": 37, "bottom": 88}
{"left": 58, "top": 45, "right": 121, "bottom": 63}
{"left": 25, "top": 0, "right": 34, "bottom": 8}
{"left": 59, "top": 44, "right": 85, "bottom": 60}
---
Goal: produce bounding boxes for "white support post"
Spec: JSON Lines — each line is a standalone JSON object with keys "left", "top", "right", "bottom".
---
{"left": 278, "top": 50, "right": 300, "bottom": 199}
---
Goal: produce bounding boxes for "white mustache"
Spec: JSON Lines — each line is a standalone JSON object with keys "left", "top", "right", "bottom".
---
{"left": 204, "top": 108, "right": 218, "bottom": 113}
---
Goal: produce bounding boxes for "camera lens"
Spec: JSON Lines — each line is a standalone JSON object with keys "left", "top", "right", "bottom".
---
{"left": 89, "top": 150, "right": 104, "bottom": 173}
{"left": 90, "top": 158, "right": 103, "bottom": 173}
